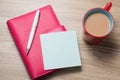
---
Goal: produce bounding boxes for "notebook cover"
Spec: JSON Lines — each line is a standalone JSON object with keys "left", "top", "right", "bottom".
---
{"left": 7, "top": 5, "right": 66, "bottom": 80}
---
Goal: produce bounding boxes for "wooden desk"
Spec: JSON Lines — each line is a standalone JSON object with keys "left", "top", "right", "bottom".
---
{"left": 0, "top": 0, "right": 120, "bottom": 80}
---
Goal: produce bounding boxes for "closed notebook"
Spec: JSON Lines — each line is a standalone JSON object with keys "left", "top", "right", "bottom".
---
{"left": 7, "top": 5, "right": 66, "bottom": 80}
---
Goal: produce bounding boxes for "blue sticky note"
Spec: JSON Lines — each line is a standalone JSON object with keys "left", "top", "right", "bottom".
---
{"left": 40, "top": 31, "right": 81, "bottom": 70}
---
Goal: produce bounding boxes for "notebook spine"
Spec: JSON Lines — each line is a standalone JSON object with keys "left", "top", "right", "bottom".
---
{"left": 7, "top": 20, "right": 34, "bottom": 79}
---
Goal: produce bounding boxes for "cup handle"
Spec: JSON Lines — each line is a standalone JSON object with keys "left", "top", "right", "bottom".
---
{"left": 104, "top": 2, "right": 112, "bottom": 12}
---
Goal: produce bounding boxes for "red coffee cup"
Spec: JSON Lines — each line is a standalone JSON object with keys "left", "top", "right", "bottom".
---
{"left": 82, "top": 2, "right": 114, "bottom": 44}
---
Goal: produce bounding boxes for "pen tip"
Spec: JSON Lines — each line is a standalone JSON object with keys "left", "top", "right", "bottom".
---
{"left": 26, "top": 49, "right": 29, "bottom": 54}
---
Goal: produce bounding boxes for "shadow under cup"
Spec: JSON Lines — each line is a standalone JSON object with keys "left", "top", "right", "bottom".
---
{"left": 83, "top": 8, "right": 114, "bottom": 44}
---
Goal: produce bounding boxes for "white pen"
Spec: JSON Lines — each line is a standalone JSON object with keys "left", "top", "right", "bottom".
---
{"left": 26, "top": 10, "right": 40, "bottom": 54}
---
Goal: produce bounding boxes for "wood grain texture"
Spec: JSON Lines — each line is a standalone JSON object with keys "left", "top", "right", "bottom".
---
{"left": 0, "top": 0, "right": 120, "bottom": 80}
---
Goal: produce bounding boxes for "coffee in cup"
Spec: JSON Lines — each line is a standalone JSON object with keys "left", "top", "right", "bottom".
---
{"left": 85, "top": 12, "right": 110, "bottom": 36}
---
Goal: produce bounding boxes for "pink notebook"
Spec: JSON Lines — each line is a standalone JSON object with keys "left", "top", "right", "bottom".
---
{"left": 7, "top": 5, "right": 66, "bottom": 80}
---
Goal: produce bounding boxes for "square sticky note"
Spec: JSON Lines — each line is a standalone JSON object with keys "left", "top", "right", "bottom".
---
{"left": 40, "top": 31, "right": 81, "bottom": 70}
